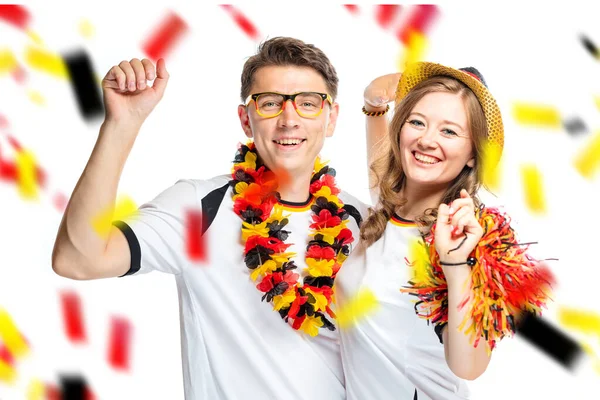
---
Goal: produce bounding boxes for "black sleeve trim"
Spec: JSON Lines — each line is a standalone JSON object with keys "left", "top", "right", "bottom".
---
{"left": 435, "top": 322, "right": 447, "bottom": 344}
{"left": 201, "top": 183, "right": 230, "bottom": 235}
{"left": 343, "top": 204, "right": 363, "bottom": 228}
{"left": 112, "top": 220, "right": 141, "bottom": 277}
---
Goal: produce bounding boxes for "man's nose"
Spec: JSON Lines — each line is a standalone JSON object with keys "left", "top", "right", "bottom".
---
{"left": 278, "top": 99, "right": 300, "bottom": 128}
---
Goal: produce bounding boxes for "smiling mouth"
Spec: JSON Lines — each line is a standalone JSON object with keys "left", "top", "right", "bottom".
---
{"left": 273, "top": 138, "right": 306, "bottom": 146}
{"left": 412, "top": 151, "right": 441, "bottom": 164}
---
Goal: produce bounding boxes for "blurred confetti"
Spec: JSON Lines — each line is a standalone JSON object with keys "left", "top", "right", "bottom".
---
{"left": 63, "top": 49, "right": 104, "bottom": 120}
{"left": 16, "top": 148, "right": 39, "bottom": 199}
{"left": 27, "top": 89, "right": 45, "bottom": 106}
{"left": 186, "top": 209, "right": 207, "bottom": 263}
{"left": 398, "top": 30, "right": 427, "bottom": 70}
{"left": 516, "top": 312, "right": 583, "bottom": 369}
{"left": 396, "top": 5, "right": 440, "bottom": 45}
{"left": 60, "top": 290, "right": 87, "bottom": 343}
{"left": 91, "top": 196, "right": 138, "bottom": 238}
{"left": 107, "top": 316, "right": 132, "bottom": 371}
{"left": 563, "top": 116, "right": 589, "bottom": 135}
{"left": 0, "top": 308, "right": 29, "bottom": 359}
{"left": 580, "top": 34, "right": 599, "bottom": 59}
{"left": 573, "top": 131, "right": 600, "bottom": 179}
{"left": 0, "top": 4, "right": 30, "bottom": 30}
{"left": 512, "top": 102, "right": 562, "bottom": 128}
{"left": 24, "top": 45, "right": 68, "bottom": 79}
{"left": 336, "top": 288, "right": 379, "bottom": 328}
{"left": 481, "top": 140, "right": 503, "bottom": 192}
{"left": 220, "top": 5, "right": 260, "bottom": 41}
{"left": 343, "top": 5, "right": 359, "bottom": 15}
{"left": 375, "top": 5, "right": 401, "bottom": 29}
{"left": 78, "top": 19, "right": 95, "bottom": 39}
{"left": 558, "top": 306, "right": 600, "bottom": 336}
{"left": 521, "top": 164, "right": 546, "bottom": 214}
{"left": 60, "top": 374, "right": 94, "bottom": 400}
{"left": 0, "top": 48, "right": 18, "bottom": 75}
{"left": 141, "top": 11, "right": 188, "bottom": 61}
{"left": 26, "top": 378, "right": 45, "bottom": 400}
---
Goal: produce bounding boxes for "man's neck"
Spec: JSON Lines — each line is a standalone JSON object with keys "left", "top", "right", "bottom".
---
{"left": 397, "top": 182, "right": 446, "bottom": 221}
{"left": 276, "top": 169, "right": 312, "bottom": 203}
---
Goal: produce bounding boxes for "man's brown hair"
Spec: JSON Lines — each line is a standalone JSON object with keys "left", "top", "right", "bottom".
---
{"left": 240, "top": 37, "right": 338, "bottom": 102}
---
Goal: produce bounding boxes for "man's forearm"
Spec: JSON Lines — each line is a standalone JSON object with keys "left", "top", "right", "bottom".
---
{"left": 51, "top": 119, "right": 141, "bottom": 276}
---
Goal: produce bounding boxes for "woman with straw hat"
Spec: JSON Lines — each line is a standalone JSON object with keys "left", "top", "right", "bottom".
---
{"left": 336, "top": 63, "right": 554, "bottom": 399}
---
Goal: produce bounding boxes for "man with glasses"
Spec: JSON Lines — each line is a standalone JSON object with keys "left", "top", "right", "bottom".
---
{"left": 51, "top": 37, "right": 367, "bottom": 399}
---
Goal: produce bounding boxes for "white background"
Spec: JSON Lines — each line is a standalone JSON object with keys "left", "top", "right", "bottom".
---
{"left": 1, "top": 2, "right": 600, "bottom": 399}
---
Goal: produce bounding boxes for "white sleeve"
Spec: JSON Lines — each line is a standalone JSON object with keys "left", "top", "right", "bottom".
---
{"left": 113, "top": 179, "right": 200, "bottom": 276}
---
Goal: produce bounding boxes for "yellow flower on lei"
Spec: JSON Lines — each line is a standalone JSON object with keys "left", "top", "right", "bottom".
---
{"left": 300, "top": 315, "right": 325, "bottom": 337}
{"left": 242, "top": 221, "right": 269, "bottom": 241}
{"left": 314, "top": 219, "right": 349, "bottom": 244}
{"left": 306, "top": 258, "right": 335, "bottom": 277}
{"left": 236, "top": 150, "right": 257, "bottom": 171}
{"left": 250, "top": 260, "right": 277, "bottom": 281}
{"left": 313, "top": 185, "right": 342, "bottom": 208}
{"left": 304, "top": 288, "right": 328, "bottom": 312}
{"left": 272, "top": 288, "right": 297, "bottom": 311}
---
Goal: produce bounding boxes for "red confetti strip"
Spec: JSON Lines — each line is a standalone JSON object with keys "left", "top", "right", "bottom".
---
{"left": 186, "top": 210, "right": 206, "bottom": 263}
{"left": 344, "top": 5, "right": 359, "bottom": 15}
{"left": 53, "top": 192, "right": 68, "bottom": 212}
{"left": 375, "top": 5, "right": 401, "bottom": 29}
{"left": 12, "top": 64, "right": 27, "bottom": 84}
{"left": 5, "top": 134, "right": 22, "bottom": 151}
{"left": 396, "top": 5, "right": 440, "bottom": 45}
{"left": 0, "top": 5, "right": 30, "bottom": 30}
{"left": 0, "top": 343, "right": 15, "bottom": 366}
{"left": 45, "top": 383, "right": 61, "bottom": 400}
{"left": 220, "top": 5, "right": 260, "bottom": 41}
{"left": 0, "top": 114, "right": 8, "bottom": 129}
{"left": 141, "top": 11, "right": 188, "bottom": 61}
{"left": 60, "top": 291, "right": 86, "bottom": 343}
{"left": 0, "top": 143, "right": 47, "bottom": 187}
{"left": 107, "top": 316, "right": 131, "bottom": 371}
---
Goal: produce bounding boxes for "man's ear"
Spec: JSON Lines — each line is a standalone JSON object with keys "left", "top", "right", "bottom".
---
{"left": 238, "top": 105, "right": 253, "bottom": 138}
{"left": 325, "top": 102, "right": 339, "bottom": 138}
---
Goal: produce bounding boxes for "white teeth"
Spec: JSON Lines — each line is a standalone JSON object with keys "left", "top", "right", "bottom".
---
{"left": 414, "top": 152, "right": 440, "bottom": 164}
{"left": 276, "top": 139, "right": 303, "bottom": 145}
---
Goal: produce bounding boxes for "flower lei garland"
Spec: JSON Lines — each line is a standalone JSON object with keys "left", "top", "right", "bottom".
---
{"left": 230, "top": 141, "right": 354, "bottom": 337}
{"left": 401, "top": 206, "right": 555, "bottom": 350}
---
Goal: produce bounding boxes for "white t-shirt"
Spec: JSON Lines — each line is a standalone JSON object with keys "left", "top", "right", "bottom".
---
{"left": 336, "top": 214, "right": 471, "bottom": 400}
{"left": 114, "top": 175, "right": 368, "bottom": 400}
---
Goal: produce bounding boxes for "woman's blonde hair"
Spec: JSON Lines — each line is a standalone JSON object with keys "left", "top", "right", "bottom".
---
{"left": 360, "top": 76, "right": 489, "bottom": 247}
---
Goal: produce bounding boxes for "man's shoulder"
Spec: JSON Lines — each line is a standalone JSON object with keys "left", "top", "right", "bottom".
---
{"left": 179, "top": 174, "right": 231, "bottom": 200}
{"left": 338, "top": 190, "right": 370, "bottom": 218}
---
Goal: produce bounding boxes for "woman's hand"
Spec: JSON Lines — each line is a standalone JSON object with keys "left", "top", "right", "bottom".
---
{"left": 363, "top": 73, "right": 401, "bottom": 111}
{"left": 434, "top": 189, "right": 484, "bottom": 268}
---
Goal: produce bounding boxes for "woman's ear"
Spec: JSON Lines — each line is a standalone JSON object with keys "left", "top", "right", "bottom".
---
{"left": 466, "top": 156, "right": 475, "bottom": 168}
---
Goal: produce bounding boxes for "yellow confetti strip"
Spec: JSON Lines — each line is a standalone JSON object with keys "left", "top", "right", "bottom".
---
{"left": 27, "top": 89, "right": 45, "bottom": 106}
{"left": 558, "top": 306, "right": 600, "bottom": 336}
{"left": 27, "top": 378, "right": 45, "bottom": 400}
{"left": 16, "top": 149, "right": 39, "bottom": 200}
{"left": 512, "top": 103, "right": 561, "bottom": 128}
{"left": 24, "top": 45, "right": 68, "bottom": 79}
{"left": 521, "top": 164, "right": 546, "bottom": 214}
{"left": 79, "top": 19, "right": 95, "bottom": 39}
{"left": 595, "top": 96, "right": 600, "bottom": 111}
{"left": 409, "top": 237, "right": 429, "bottom": 283}
{"left": 481, "top": 140, "right": 503, "bottom": 192}
{"left": 92, "top": 197, "right": 138, "bottom": 238}
{"left": 25, "top": 29, "right": 44, "bottom": 46}
{"left": 336, "top": 288, "right": 379, "bottom": 328}
{"left": 573, "top": 131, "right": 600, "bottom": 179}
{"left": 0, "top": 358, "right": 16, "bottom": 383}
{"left": 0, "top": 49, "right": 18, "bottom": 75}
{"left": 398, "top": 29, "right": 427, "bottom": 71}
{"left": 0, "top": 309, "right": 29, "bottom": 359}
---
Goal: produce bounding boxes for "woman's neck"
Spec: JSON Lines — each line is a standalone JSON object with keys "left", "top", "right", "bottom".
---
{"left": 396, "top": 182, "right": 446, "bottom": 221}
